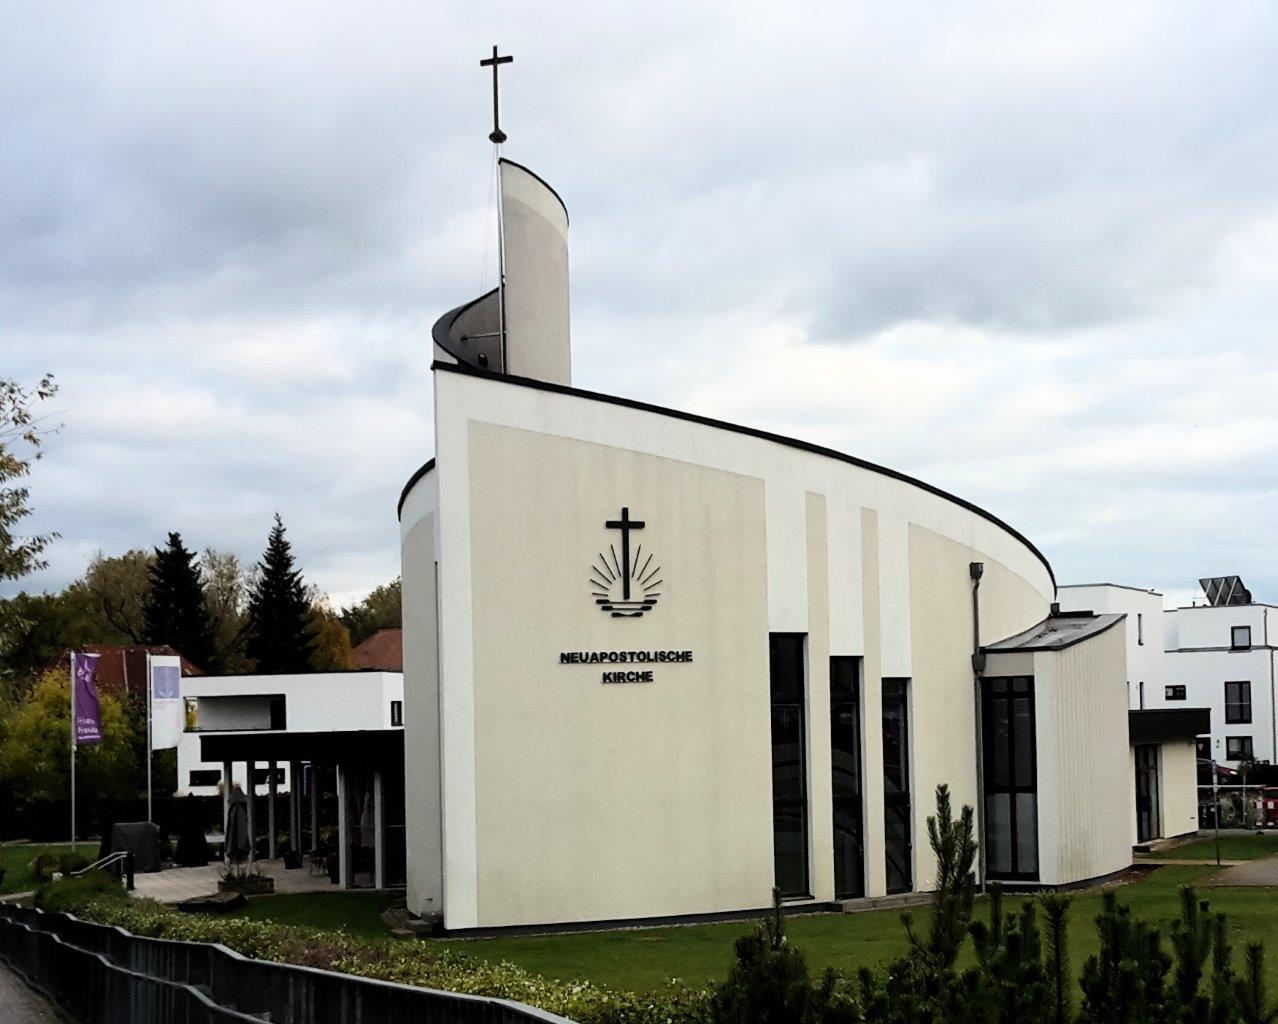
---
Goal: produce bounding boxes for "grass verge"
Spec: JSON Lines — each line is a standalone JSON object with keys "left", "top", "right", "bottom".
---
{"left": 0, "top": 842, "right": 81, "bottom": 894}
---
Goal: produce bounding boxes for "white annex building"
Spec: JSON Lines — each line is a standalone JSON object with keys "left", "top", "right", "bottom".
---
{"left": 396, "top": 153, "right": 1202, "bottom": 932}
{"left": 180, "top": 671, "right": 406, "bottom": 888}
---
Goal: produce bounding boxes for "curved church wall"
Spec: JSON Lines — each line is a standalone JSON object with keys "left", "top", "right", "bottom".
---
{"left": 402, "top": 365, "right": 1056, "bottom": 929}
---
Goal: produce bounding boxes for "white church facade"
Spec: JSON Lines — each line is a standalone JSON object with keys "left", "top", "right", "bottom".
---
{"left": 397, "top": 158, "right": 1201, "bottom": 932}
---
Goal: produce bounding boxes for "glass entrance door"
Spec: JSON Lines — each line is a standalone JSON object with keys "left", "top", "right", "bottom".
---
{"left": 1135, "top": 744, "right": 1161, "bottom": 842}
{"left": 981, "top": 677, "right": 1039, "bottom": 880}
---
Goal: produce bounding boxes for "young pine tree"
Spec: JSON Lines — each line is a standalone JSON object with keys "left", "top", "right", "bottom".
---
{"left": 143, "top": 532, "right": 215, "bottom": 669}
{"left": 904, "top": 783, "right": 978, "bottom": 972}
{"left": 244, "top": 514, "right": 315, "bottom": 673}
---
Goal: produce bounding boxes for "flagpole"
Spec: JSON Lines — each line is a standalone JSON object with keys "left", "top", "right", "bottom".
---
{"left": 146, "top": 652, "right": 153, "bottom": 824}
{"left": 69, "top": 651, "right": 77, "bottom": 851}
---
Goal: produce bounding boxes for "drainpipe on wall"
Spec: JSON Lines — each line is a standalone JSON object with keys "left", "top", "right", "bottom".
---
{"left": 970, "top": 562, "right": 986, "bottom": 893}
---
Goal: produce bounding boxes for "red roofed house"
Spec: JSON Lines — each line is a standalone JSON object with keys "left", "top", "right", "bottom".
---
{"left": 349, "top": 628, "right": 402, "bottom": 672}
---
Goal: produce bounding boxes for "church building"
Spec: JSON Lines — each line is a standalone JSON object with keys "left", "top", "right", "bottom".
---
{"left": 397, "top": 138, "right": 1200, "bottom": 932}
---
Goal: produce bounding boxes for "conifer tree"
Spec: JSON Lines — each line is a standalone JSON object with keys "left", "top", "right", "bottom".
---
{"left": 244, "top": 514, "right": 315, "bottom": 673}
{"left": 143, "top": 532, "right": 215, "bottom": 669}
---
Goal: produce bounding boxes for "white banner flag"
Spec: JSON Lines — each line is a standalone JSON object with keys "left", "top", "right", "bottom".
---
{"left": 149, "top": 654, "right": 185, "bottom": 751}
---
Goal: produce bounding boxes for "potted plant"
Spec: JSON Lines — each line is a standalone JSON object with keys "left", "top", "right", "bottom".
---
{"left": 217, "top": 863, "right": 275, "bottom": 895}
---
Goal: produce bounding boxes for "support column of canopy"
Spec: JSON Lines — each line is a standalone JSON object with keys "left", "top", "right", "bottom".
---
{"left": 289, "top": 760, "right": 301, "bottom": 853}
{"left": 336, "top": 763, "right": 351, "bottom": 888}
{"left": 246, "top": 763, "right": 256, "bottom": 864}
{"left": 309, "top": 764, "right": 319, "bottom": 854}
{"left": 373, "top": 770, "right": 385, "bottom": 890}
{"left": 267, "top": 760, "right": 278, "bottom": 859}
{"left": 221, "top": 760, "right": 232, "bottom": 860}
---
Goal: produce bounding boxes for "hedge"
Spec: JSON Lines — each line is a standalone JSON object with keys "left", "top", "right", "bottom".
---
{"left": 67, "top": 893, "right": 713, "bottom": 1024}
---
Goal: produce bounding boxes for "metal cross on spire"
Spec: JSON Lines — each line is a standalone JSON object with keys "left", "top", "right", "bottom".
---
{"left": 479, "top": 45, "right": 513, "bottom": 144}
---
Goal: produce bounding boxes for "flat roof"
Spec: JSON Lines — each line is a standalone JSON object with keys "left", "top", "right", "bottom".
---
{"left": 200, "top": 728, "right": 403, "bottom": 765}
{"left": 1058, "top": 582, "right": 1162, "bottom": 596}
{"left": 984, "top": 612, "right": 1125, "bottom": 653}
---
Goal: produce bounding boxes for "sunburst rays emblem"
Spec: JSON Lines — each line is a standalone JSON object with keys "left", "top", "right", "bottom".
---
{"left": 591, "top": 506, "right": 662, "bottom": 618}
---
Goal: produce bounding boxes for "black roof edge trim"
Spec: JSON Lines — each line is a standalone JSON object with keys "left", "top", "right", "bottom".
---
{"left": 498, "top": 157, "right": 570, "bottom": 225}
{"left": 417, "top": 360, "right": 1056, "bottom": 589}
{"left": 397, "top": 458, "right": 436, "bottom": 520}
{"left": 431, "top": 287, "right": 499, "bottom": 369}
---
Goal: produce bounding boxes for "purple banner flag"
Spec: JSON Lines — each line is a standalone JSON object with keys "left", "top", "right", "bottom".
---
{"left": 73, "top": 652, "right": 103, "bottom": 746}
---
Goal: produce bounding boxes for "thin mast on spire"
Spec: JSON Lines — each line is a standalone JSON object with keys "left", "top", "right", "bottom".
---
{"left": 480, "top": 45, "right": 513, "bottom": 369}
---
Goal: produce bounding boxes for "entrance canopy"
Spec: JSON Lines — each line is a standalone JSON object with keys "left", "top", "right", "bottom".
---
{"left": 1129, "top": 708, "right": 1210, "bottom": 745}
{"left": 199, "top": 728, "right": 403, "bottom": 767}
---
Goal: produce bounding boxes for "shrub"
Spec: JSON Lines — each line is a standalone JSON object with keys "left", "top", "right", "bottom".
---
{"left": 57, "top": 851, "right": 91, "bottom": 876}
{"left": 30, "top": 851, "right": 61, "bottom": 883}
{"left": 58, "top": 892, "right": 713, "bottom": 1024}
{"left": 34, "top": 870, "right": 125, "bottom": 913}
{"left": 710, "top": 887, "right": 841, "bottom": 1024}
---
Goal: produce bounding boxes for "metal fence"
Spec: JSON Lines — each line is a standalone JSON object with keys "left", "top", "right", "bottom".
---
{"left": 0, "top": 902, "right": 577, "bottom": 1024}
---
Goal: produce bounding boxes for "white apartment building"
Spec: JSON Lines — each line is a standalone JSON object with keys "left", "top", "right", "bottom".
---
{"left": 1164, "top": 582, "right": 1278, "bottom": 768}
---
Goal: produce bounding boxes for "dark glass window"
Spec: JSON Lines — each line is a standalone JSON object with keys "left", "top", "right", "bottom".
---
{"left": 829, "top": 656, "right": 863, "bottom": 899}
{"left": 188, "top": 769, "right": 222, "bottom": 787}
{"left": 390, "top": 700, "right": 404, "bottom": 727}
{"left": 1196, "top": 736, "right": 1211, "bottom": 761}
{"left": 1227, "top": 736, "right": 1254, "bottom": 761}
{"left": 1225, "top": 681, "right": 1252, "bottom": 724}
{"left": 1138, "top": 613, "right": 1144, "bottom": 645}
{"left": 881, "top": 679, "right": 912, "bottom": 895}
{"left": 981, "top": 677, "right": 1039, "bottom": 881}
{"left": 269, "top": 696, "right": 287, "bottom": 730}
{"left": 1165, "top": 685, "right": 1187, "bottom": 701}
{"left": 1232, "top": 626, "right": 1252, "bottom": 650}
{"left": 769, "top": 634, "right": 809, "bottom": 897}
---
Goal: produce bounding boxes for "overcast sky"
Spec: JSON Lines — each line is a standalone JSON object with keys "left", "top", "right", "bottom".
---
{"left": 4, "top": 2, "right": 1278, "bottom": 610}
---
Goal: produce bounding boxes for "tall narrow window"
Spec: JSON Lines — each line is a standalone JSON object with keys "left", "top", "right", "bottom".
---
{"left": 770, "top": 634, "right": 809, "bottom": 897}
{"left": 1138, "top": 613, "right": 1144, "bottom": 646}
{"left": 981, "top": 676, "right": 1039, "bottom": 881}
{"left": 830, "top": 657, "right": 864, "bottom": 899}
{"left": 881, "top": 679, "right": 912, "bottom": 895}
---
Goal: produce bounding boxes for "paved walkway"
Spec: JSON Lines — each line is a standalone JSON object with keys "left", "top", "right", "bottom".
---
{"left": 132, "top": 858, "right": 337, "bottom": 904}
{"left": 1202, "top": 856, "right": 1278, "bottom": 887}
{"left": 0, "top": 962, "right": 65, "bottom": 1023}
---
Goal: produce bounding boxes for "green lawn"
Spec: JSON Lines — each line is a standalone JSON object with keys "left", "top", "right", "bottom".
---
{"left": 1143, "top": 833, "right": 1278, "bottom": 861}
{"left": 215, "top": 865, "right": 1278, "bottom": 995}
{"left": 431, "top": 866, "right": 1276, "bottom": 991}
{"left": 228, "top": 891, "right": 403, "bottom": 942}
{"left": 0, "top": 843, "right": 82, "bottom": 894}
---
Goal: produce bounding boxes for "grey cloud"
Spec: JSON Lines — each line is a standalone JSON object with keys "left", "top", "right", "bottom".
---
{"left": 5, "top": 1, "right": 1278, "bottom": 608}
